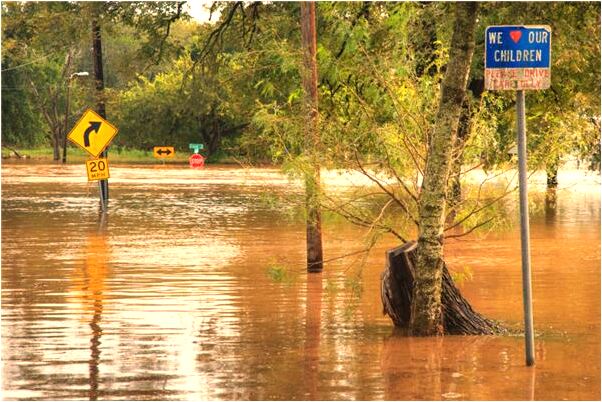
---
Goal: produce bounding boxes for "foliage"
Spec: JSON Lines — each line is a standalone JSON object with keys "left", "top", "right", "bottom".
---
{"left": 266, "top": 263, "right": 296, "bottom": 285}
{"left": 1, "top": 1, "right": 599, "bottom": 173}
{"left": 449, "top": 266, "right": 474, "bottom": 286}
{"left": 475, "top": 2, "right": 601, "bottom": 172}
{"left": 1, "top": 64, "right": 46, "bottom": 147}
{"left": 1, "top": 1, "right": 188, "bottom": 154}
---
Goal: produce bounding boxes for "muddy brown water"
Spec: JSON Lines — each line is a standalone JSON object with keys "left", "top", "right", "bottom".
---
{"left": 1, "top": 163, "right": 599, "bottom": 400}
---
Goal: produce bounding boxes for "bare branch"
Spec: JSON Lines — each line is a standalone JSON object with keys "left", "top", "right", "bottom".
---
{"left": 444, "top": 217, "right": 494, "bottom": 239}
{"left": 368, "top": 198, "right": 394, "bottom": 234}
{"left": 460, "top": 161, "right": 485, "bottom": 176}
{"left": 320, "top": 248, "right": 370, "bottom": 264}
{"left": 327, "top": 191, "right": 385, "bottom": 210}
{"left": 446, "top": 167, "right": 517, "bottom": 220}
{"left": 198, "top": 2, "right": 245, "bottom": 61}
{"left": 444, "top": 176, "right": 518, "bottom": 232}
{"left": 381, "top": 144, "right": 420, "bottom": 203}
{"left": 147, "top": 1, "right": 185, "bottom": 69}
{"left": 354, "top": 151, "right": 419, "bottom": 227}
{"left": 27, "top": 77, "right": 55, "bottom": 130}
{"left": 321, "top": 191, "right": 408, "bottom": 243}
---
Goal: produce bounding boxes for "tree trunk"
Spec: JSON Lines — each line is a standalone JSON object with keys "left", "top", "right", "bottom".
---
{"left": 2, "top": 146, "right": 23, "bottom": 159}
{"left": 62, "top": 50, "right": 73, "bottom": 164}
{"left": 300, "top": 2, "right": 324, "bottom": 273}
{"left": 382, "top": 242, "right": 505, "bottom": 335}
{"left": 448, "top": 78, "right": 485, "bottom": 220}
{"left": 411, "top": 2, "right": 478, "bottom": 336}
{"left": 546, "top": 156, "right": 559, "bottom": 190}
{"left": 62, "top": 77, "right": 71, "bottom": 163}
{"left": 52, "top": 130, "right": 60, "bottom": 161}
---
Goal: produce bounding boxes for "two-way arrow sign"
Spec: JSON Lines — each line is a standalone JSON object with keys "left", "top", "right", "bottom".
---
{"left": 153, "top": 146, "right": 175, "bottom": 159}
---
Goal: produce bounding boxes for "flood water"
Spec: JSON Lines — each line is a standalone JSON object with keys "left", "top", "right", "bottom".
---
{"left": 1, "top": 163, "right": 600, "bottom": 400}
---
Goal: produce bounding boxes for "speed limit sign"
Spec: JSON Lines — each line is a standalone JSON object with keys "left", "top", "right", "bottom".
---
{"left": 85, "top": 158, "right": 110, "bottom": 181}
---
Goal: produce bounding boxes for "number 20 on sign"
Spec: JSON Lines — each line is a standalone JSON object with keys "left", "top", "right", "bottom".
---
{"left": 86, "top": 158, "right": 110, "bottom": 181}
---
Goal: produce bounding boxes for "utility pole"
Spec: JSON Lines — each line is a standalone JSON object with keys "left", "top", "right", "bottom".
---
{"left": 300, "top": 2, "right": 323, "bottom": 273}
{"left": 63, "top": 71, "right": 89, "bottom": 163}
{"left": 91, "top": 11, "right": 109, "bottom": 210}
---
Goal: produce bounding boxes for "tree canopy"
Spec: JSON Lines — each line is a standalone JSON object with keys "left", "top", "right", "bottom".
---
{"left": 2, "top": 1, "right": 599, "bottom": 167}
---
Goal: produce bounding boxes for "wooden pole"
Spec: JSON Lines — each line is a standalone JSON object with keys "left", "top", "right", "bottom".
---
{"left": 300, "top": 2, "right": 323, "bottom": 273}
{"left": 92, "top": 12, "right": 108, "bottom": 210}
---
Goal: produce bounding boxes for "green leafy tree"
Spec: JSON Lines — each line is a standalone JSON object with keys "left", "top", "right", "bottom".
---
{"left": 472, "top": 2, "right": 601, "bottom": 187}
{"left": 1, "top": 1, "right": 188, "bottom": 158}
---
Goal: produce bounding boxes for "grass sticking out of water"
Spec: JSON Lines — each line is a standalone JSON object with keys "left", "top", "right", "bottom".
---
{"left": 266, "top": 264, "right": 296, "bottom": 285}
{"left": 1, "top": 146, "right": 239, "bottom": 164}
{"left": 324, "top": 279, "right": 339, "bottom": 296}
{"left": 450, "top": 265, "right": 474, "bottom": 286}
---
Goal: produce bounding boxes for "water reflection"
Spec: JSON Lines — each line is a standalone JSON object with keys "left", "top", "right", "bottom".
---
{"left": 381, "top": 333, "right": 442, "bottom": 400}
{"left": 304, "top": 273, "right": 322, "bottom": 400}
{"left": 1, "top": 164, "right": 599, "bottom": 400}
{"left": 545, "top": 188, "right": 557, "bottom": 224}
{"left": 68, "top": 214, "right": 110, "bottom": 400}
{"left": 380, "top": 333, "right": 545, "bottom": 400}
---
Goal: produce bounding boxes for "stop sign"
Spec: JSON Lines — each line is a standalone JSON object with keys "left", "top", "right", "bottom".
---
{"left": 189, "top": 153, "right": 205, "bottom": 169}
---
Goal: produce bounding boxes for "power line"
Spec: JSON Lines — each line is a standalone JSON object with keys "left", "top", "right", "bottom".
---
{"left": 1, "top": 53, "right": 54, "bottom": 72}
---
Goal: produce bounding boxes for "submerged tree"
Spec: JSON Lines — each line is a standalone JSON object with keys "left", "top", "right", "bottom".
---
{"left": 300, "top": 2, "right": 324, "bottom": 273}
{"left": 410, "top": 2, "right": 479, "bottom": 335}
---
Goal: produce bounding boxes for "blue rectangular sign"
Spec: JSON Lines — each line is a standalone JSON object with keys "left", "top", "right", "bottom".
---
{"left": 485, "top": 26, "right": 551, "bottom": 69}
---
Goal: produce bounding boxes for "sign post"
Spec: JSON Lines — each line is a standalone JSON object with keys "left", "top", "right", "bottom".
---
{"left": 85, "top": 157, "right": 110, "bottom": 181}
{"left": 188, "top": 143, "right": 205, "bottom": 169}
{"left": 485, "top": 25, "right": 551, "bottom": 367}
{"left": 189, "top": 143, "right": 204, "bottom": 154}
{"left": 67, "top": 108, "right": 118, "bottom": 210}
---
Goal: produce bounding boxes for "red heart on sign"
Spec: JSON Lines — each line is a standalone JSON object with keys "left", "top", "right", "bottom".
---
{"left": 509, "top": 30, "right": 522, "bottom": 43}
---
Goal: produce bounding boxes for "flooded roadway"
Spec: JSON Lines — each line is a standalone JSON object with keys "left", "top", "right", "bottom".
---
{"left": 1, "top": 163, "right": 600, "bottom": 400}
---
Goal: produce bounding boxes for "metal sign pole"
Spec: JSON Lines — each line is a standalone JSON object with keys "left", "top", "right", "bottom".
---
{"left": 516, "top": 89, "right": 535, "bottom": 366}
{"left": 99, "top": 150, "right": 108, "bottom": 211}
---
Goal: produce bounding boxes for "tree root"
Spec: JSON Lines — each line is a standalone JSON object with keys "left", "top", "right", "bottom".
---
{"left": 381, "top": 241, "right": 506, "bottom": 335}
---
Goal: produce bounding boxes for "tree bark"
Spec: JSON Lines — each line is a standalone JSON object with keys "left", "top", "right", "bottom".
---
{"left": 62, "top": 79, "right": 71, "bottom": 163}
{"left": 546, "top": 156, "right": 559, "bottom": 190}
{"left": 448, "top": 78, "right": 485, "bottom": 218}
{"left": 62, "top": 50, "right": 74, "bottom": 164}
{"left": 411, "top": 2, "right": 478, "bottom": 336}
{"left": 300, "top": 2, "right": 324, "bottom": 273}
{"left": 382, "top": 242, "right": 505, "bottom": 335}
{"left": 52, "top": 130, "right": 60, "bottom": 160}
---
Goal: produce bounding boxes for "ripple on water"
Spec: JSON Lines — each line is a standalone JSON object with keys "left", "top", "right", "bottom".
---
{"left": 1, "top": 164, "right": 600, "bottom": 400}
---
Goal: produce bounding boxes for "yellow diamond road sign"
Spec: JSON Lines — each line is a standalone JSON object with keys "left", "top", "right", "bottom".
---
{"left": 67, "top": 109, "right": 118, "bottom": 158}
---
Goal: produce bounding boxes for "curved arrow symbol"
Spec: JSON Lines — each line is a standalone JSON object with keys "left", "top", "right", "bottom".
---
{"left": 84, "top": 121, "right": 102, "bottom": 147}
